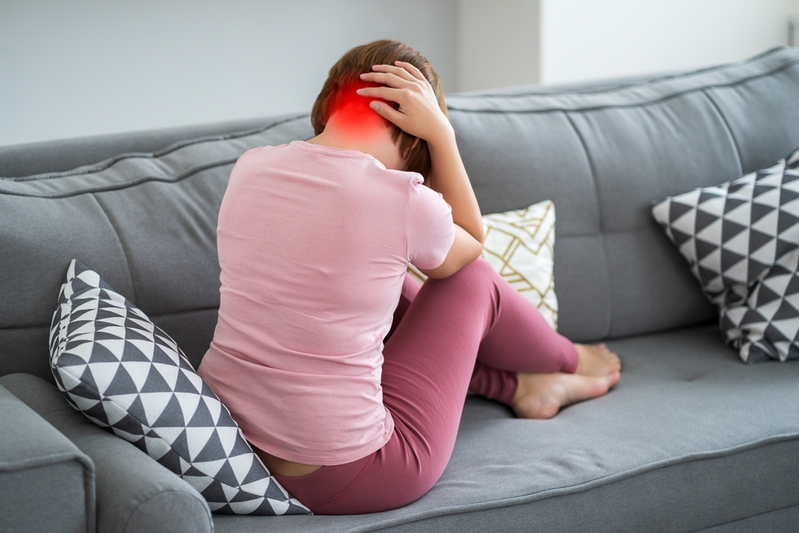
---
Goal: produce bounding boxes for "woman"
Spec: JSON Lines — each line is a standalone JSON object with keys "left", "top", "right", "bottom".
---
{"left": 197, "top": 39, "right": 621, "bottom": 514}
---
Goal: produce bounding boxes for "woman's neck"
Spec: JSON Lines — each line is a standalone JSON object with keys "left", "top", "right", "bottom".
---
{"left": 307, "top": 124, "right": 402, "bottom": 170}
{"left": 307, "top": 82, "right": 404, "bottom": 170}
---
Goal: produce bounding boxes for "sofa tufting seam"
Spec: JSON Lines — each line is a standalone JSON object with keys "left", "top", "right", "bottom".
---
{"left": 88, "top": 193, "right": 140, "bottom": 306}
{"left": 562, "top": 111, "right": 613, "bottom": 339}
{"left": 451, "top": 46, "right": 794, "bottom": 99}
{"left": 699, "top": 88, "right": 744, "bottom": 178}
{"left": 446, "top": 57, "right": 799, "bottom": 115}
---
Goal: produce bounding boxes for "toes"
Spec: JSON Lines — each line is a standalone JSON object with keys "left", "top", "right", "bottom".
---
{"left": 514, "top": 371, "right": 620, "bottom": 420}
{"left": 596, "top": 344, "right": 622, "bottom": 370}
{"left": 606, "top": 370, "right": 621, "bottom": 389}
{"left": 575, "top": 343, "right": 622, "bottom": 377}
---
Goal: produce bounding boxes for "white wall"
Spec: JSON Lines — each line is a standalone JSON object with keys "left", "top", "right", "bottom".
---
{"left": 457, "top": 0, "right": 540, "bottom": 91}
{"left": 540, "top": 0, "right": 791, "bottom": 84}
{"left": 3, "top": 0, "right": 796, "bottom": 146}
{"left": 0, "top": 0, "right": 458, "bottom": 146}
{"left": 457, "top": 0, "right": 794, "bottom": 91}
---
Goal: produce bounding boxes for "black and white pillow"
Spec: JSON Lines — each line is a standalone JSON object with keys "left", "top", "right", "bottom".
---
{"left": 652, "top": 147, "right": 799, "bottom": 363}
{"left": 48, "top": 260, "right": 311, "bottom": 515}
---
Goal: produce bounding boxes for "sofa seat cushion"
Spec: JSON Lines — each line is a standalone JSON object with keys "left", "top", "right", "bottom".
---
{"left": 213, "top": 325, "right": 799, "bottom": 532}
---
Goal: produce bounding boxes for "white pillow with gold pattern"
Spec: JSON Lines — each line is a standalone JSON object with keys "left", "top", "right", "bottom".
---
{"left": 408, "top": 200, "right": 558, "bottom": 330}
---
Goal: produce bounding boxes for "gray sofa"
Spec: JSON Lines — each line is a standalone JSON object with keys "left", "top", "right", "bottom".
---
{"left": 2, "top": 46, "right": 799, "bottom": 533}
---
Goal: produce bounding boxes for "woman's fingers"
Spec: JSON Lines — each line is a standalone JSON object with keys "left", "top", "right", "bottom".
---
{"left": 374, "top": 61, "right": 426, "bottom": 83}
{"left": 356, "top": 85, "right": 403, "bottom": 105}
{"left": 356, "top": 60, "right": 448, "bottom": 142}
{"left": 368, "top": 100, "right": 405, "bottom": 128}
{"left": 393, "top": 61, "right": 427, "bottom": 81}
{"left": 371, "top": 62, "right": 420, "bottom": 82}
{"left": 359, "top": 71, "right": 414, "bottom": 90}
{"left": 361, "top": 62, "right": 427, "bottom": 88}
{"left": 359, "top": 64, "right": 436, "bottom": 107}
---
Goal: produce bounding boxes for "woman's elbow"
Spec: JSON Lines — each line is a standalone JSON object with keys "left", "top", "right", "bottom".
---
{"left": 467, "top": 240, "right": 483, "bottom": 263}
{"left": 422, "top": 239, "right": 482, "bottom": 279}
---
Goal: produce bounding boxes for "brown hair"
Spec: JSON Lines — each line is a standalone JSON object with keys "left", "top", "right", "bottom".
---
{"left": 311, "top": 40, "right": 447, "bottom": 179}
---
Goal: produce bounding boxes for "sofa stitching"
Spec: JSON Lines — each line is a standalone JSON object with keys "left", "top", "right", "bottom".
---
{"left": 562, "top": 111, "right": 613, "bottom": 339}
{"left": 451, "top": 46, "right": 793, "bottom": 99}
{"left": 0, "top": 450, "right": 93, "bottom": 473}
{"left": 5, "top": 58, "right": 796, "bottom": 197}
{"left": 349, "top": 433, "right": 799, "bottom": 533}
{"left": 3, "top": 113, "right": 309, "bottom": 182}
{"left": 699, "top": 88, "right": 744, "bottom": 177}
{"left": 685, "top": 502, "right": 799, "bottom": 533}
{"left": 122, "top": 490, "right": 212, "bottom": 533}
{"left": 0, "top": 451, "right": 97, "bottom": 533}
{"left": 88, "top": 193, "right": 140, "bottom": 306}
{"left": 446, "top": 57, "right": 799, "bottom": 115}
{"left": 83, "top": 456, "right": 97, "bottom": 533}
{"left": 0, "top": 157, "right": 240, "bottom": 199}
{"left": 6, "top": 54, "right": 796, "bottom": 186}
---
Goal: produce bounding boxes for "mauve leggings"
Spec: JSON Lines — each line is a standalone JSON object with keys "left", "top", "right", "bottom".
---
{"left": 275, "top": 258, "right": 578, "bottom": 514}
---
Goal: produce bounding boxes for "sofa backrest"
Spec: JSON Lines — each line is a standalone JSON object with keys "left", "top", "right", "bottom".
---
{"left": 0, "top": 117, "right": 315, "bottom": 381}
{"left": 446, "top": 46, "right": 799, "bottom": 341}
{"left": 2, "top": 46, "right": 799, "bottom": 382}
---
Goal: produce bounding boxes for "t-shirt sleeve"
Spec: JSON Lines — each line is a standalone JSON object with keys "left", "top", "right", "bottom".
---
{"left": 406, "top": 175, "right": 456, "bottom": 270}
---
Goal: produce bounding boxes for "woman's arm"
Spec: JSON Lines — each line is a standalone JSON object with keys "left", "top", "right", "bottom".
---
{"left": 358, "top": 62, "right": 484, "bottom": 277}
{"left": 426, "top": 124, "right": 484, "bottom": 244}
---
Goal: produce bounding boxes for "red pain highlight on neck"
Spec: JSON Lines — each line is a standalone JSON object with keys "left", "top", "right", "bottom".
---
{"left": 327, "top": 80, "right": 394, "bottom": 138}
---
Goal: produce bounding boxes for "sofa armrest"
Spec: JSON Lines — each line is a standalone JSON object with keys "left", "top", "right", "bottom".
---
{"left": 0, "top": 382, "right": 95, "bottom": 533}
{"left": 0, "top": 373, "right": 213, "bottom": 533}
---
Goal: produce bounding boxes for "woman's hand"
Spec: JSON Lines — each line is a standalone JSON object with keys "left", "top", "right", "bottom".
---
{"left": 357, "top": 61, "right": 453, "bottom": 147}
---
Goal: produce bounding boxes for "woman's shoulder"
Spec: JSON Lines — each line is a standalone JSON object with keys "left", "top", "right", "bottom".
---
{"left": 238, "top": 142, "right": 285, "bottom": 160}
{"left": 233, "top": 143, "right": 312, "bottom": 174}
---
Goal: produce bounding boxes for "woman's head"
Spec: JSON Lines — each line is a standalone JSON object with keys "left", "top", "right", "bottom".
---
{"left": 311, "top": 40, "right": 447, "bottom": 178}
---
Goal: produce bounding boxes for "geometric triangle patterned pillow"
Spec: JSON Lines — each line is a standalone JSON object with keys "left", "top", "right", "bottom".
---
{"left": 48, "top": 260, "right": 311, "bottom": 515}
{"left": 409, "top": 199, "right": 558, "bottom": 330}
{"left": 652, "top": 146, "right": 799, "bottom": 363}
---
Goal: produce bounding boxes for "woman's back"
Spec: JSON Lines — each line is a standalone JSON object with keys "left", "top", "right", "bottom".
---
{"left": 198, "top": 140, "right": 453, "bottom": 465}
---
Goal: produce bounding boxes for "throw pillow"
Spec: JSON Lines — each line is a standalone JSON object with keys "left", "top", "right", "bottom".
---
{"left": 652, "top": 146, "right": 799, "bottom": 363}
{"left": 48, "top": 260, "right": 311, "bottom": 515}
{"left": 408, "top": 199, "right": 558, "bottom": 330}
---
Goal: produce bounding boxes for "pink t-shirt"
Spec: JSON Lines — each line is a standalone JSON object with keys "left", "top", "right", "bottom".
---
{"left": 198, "top": 141, "right": 455, "bottom": 465}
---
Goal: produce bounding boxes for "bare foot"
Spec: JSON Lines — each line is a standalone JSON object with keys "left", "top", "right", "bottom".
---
{"left": 575, "top": 343, "right": 621, "bottom": 377}
{"left": 512, "top": 370, "right": 620, "bottom": 419}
